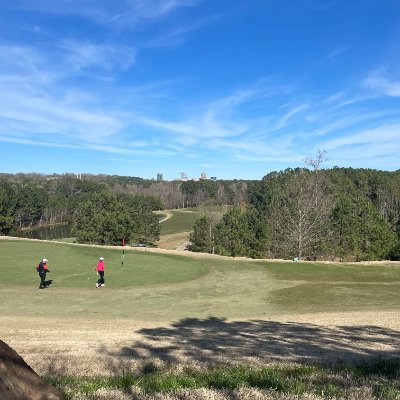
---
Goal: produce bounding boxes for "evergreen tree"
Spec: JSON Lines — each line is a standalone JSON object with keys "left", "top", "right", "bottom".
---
{"left": 331, "top": 197, "right": 360, "bottom": 261}
{"left": 356, "top": 199, "right": 397, "bottom": 261}
{"left": 71, "top": 192, "right": 160, "bottom": 245}
{"left": 189, "top": 215, "right": 214, "bottom": 253}
{"left": 213, "top": 207, "right": 269, "bottom": 258}
{"left": 0, "top": 180, "right": 16, "bottom": 234}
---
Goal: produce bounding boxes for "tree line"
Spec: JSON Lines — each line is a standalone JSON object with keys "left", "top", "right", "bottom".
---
{"left": 2, "top": 166, "right": 400, "bottom": 259}
{"left": 0, "top": 174, "right": 162, "bottom": 244}
{"left": 0, "top": 173, "right": 248, "bottom": 244}
{"left": 190, "top": 165, "right": 400, "bottom": 261}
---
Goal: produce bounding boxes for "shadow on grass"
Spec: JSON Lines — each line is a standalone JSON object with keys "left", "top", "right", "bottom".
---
{"left": 115, "top": 317, "right": 400, "bottom": 368}
{"left": 43, "top": 279, "right": 53, "bottom": 288}
{"left": 41, "top": 318, "right": 400, "bottom": 398}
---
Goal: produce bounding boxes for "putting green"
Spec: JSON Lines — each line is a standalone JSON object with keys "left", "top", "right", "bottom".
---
{"left": 1, "top": 240, "right": 208, "bottom": 287}
{"left": 1, "top": 239, "right": 400, "bottom": 322}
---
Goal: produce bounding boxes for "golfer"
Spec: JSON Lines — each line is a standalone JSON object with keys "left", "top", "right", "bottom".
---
{"left": 95, "top": 257, "right": 105, "bottom": 288}
{"left": 36, "top": 258, "right": 49, "bottom": 289}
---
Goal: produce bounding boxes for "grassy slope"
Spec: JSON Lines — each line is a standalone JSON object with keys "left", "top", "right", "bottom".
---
{"left": 1, "top": 239, "right": 400, "bottom": 322}
{"left": 159, "top": 208, "right": 202, "bottom": 235}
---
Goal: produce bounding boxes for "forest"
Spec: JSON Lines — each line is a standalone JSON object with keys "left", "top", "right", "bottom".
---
{"left": 0, "top": 173, "right": 248, "bottom": 245}
{"left": 190, "top": 166, "right": 400, "bottom": 261}
{"left": 1, "top": 167, "right": 399, "bottom": 260}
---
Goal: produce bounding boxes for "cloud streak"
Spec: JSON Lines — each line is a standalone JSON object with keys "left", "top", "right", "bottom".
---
{"left": 9, "top": 0, "right": 201, "bottom": 28}
{"left": 1, "top": 0, "right": 400, "bottom": 177}
{"left": 364, "top": 75, "right": 400, "bottom": 97}
{"left": 59, "top": 41, "right": 137, "bottom": 72}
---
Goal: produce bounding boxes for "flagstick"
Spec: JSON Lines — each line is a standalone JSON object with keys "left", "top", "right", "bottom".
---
{"left": 122, "top": 238, "right": 125, "bottom": 267}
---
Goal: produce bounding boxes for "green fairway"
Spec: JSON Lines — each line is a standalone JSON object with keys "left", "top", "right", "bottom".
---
{"left": 160, "top": 208, "right": 202, "bottom": 235}
{"left": 2, "top": 240, "right": 207, "bottom": 287}
{"left": 1, "top": 239, "right": 400, "bottom": 321}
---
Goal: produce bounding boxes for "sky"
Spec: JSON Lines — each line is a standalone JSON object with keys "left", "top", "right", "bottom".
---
{"left": 0, "top": 0, "right": 399, "bottom": 180}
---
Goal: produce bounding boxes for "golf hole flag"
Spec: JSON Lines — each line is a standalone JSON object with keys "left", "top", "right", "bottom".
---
{"left": 122, "top": 238, "right": 125, "bottom": 266}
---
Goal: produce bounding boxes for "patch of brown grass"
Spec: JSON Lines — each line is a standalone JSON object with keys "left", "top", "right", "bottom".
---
{"left": 156, "top": 232, "right": 190, "bottom": 250}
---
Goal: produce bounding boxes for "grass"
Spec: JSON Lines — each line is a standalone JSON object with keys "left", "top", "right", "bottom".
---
{"left": 0, "top": 240, "right": 208, "bottom": 287}
{"left": 159, "top": 208, "right": 202, "bottom": 235}
{"left": 262, "top": 261, "right": 400, "bottom": 313}
{"left": 156, "top": 231, "right": 190, "bottom": 250}
{"left": 2, "top": 239, "right": 400, "bottom": 399}
{"left": 1, "top": 239, "right": 400, "bottom": 320}
{"left": 45, "top": 359, "right": 400, "bottom": 399}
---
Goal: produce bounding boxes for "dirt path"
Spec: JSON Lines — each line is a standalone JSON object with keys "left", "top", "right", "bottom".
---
{"left": 1, "top": 311, "right": 399, "bottom": 377}
{"left": 154, "top": 210, "right": 173, "bottom": 223}
{"left": 175, "top": 240, "right": 191, "bottom": 251}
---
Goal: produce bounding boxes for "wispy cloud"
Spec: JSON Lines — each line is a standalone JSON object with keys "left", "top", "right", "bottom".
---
{"left": 10, "top": 0, "right": 201, "bottom": 28}
{"left": 326, "top": 46, "right": 347, "bottom": 63}
{"left": 322, "top": 92, "right": 345, "bottom": 104}
{"left": 59, "top": 41, "right": 137, "bottom": 72}
{"left": 111, "top": 0, "right": 201, "bottom": 26}
{"left": 126, "top": 73, "right": 400, "bottom": 169}
{"left": 323, "top": 123, "right": 400, "bottom": 151}
{"left": 364, "top": 74, "right": 400, "bottom": 97}
{"left": 2, "top": 45, "right": 400, "bottom": 170}
{"left": 144, "top": 12, "right": 221, "bottom": 47}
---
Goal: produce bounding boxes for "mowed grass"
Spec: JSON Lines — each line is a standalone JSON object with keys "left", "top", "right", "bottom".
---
{"left": 1, "top": 239, "right": 400, "bottom": 321}
{"left": 1, "top": 240, "right": 207, "bottom": 287}
{"left": 159, "top": 208, "right": 202, "bottom": 235}
{"left": 264, "top": 261, "right": 400, "bottom": 313}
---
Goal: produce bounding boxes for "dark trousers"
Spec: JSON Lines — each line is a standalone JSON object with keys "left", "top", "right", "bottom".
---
{"left": 97, "top": 271, "right": 105, "bottom": 285}
{"left": 39, "top": 273, "right": 46, "bottom": 289}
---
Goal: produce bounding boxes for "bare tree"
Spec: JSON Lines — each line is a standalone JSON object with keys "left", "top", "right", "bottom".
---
{"left": 270, "top": 151, "right": 332, "bottom": 260}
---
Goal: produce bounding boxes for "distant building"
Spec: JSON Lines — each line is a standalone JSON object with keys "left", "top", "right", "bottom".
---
{"left": 156, "top": 173, "right": 163, "bottom": 181}
{"left": 200, "top": 172, "right": 207, "bottom": 180}
{"left": 180, "top": 171, "right": 188, "bottom": 181}
{"left": 210, "top": 177, "right": 217, "bottom": 181}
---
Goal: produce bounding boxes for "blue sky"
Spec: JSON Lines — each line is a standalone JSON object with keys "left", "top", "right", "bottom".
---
{"left": 0, "top": 0, "right": 399, "bottom": 180}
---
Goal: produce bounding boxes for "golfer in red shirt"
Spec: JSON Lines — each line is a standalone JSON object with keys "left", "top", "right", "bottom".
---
{"left": 95, "top": 257, "right": 105, "bottom": 288}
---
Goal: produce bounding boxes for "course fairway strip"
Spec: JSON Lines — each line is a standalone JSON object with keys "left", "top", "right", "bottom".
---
{"left": 0, "top": 240, "right": 209, "bottom": 287}
{"left": 1, "top": 239, "right": 400, "bottom": 321}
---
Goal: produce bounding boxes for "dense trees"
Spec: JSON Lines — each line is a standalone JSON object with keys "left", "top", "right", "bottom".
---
{"left": 189, "top": 206, "right": 270, "bottom": 258}
{"left": 0, "top": 174, "right": 162, "bottom": 243}
{"left": 71, "top": 192, "right": 160, "bottom": 245}
{"left": 189, "top": 167, "right": 400, "bottom": 261}
{"left": 213, "top": 207, "right": 270, "bottom": 258}
{"left": 1, "top": 168, "right": 400, "bottom": 261}
{"left": 0, "top": 173, "right": 250, "bottom": 234}
{"left": 0, "top": 180, "right": 16, "bottom": 234}
{"left": 189, "top": 215, "right": 214, "bottom": 253}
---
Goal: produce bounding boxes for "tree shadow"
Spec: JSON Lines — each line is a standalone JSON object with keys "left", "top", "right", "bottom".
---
{"left": 112, "top": 317, "right": 400, "bottom": 368}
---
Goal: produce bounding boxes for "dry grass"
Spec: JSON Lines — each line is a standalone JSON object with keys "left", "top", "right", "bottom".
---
{"left": 1, "top": 311, "right": 400, "bottom": 379}
{"left": 2, "top": 236, "right": 400, "bottom": 398}
{"left": 56, "top": 386, "right": 395, "bottom": 400}
{"left": 44, "top": 355, "right": 400, "bottom": 399}
{"left": 156, "top": 232, "right": 190, "bottom": 250}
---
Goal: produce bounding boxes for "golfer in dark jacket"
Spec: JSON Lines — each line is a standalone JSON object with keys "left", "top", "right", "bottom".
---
{"left": 36, "top": 258, "right": 49, "bottom": 289}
